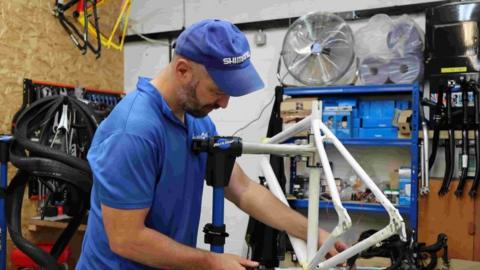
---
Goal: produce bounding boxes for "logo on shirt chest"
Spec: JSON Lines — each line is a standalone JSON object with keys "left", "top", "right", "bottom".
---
{"left": 192, "top": 132, "right": 209, "bottom": 140}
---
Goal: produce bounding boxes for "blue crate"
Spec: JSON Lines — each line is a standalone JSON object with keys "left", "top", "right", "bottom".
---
{"left": 358, "top": 127, "right": 398, "bottom": 138}
{"left": 395, "top": 100, "right": 410, "bottom": 110}
{"left": 399, "top": 177, "right": 411, "bottom": 206}
{"left": 360, "top": 100, "right": 396, "bottom": 128}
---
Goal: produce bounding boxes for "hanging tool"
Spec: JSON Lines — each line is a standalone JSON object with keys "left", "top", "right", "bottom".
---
{"left": 420, "top": 105, "right": 430, "bottom": 195}
{"left": 422, "top": 86, "right": 444, "bottom": 172}
{"left": 439, "top": 83, "right": 456, "bottom": 196}
{"left": 421, "top": 85, "right": 445, "bottom": 194}
{"left": 455, "top": 80, "right": 472, "bottom": 196}
{"left": 470, "top": 82, "right": 480, "bottom": 197}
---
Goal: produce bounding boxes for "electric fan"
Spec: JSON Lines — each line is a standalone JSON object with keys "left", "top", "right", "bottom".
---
{"left": 280, "top": 12, "right": 356, "bottom": 86}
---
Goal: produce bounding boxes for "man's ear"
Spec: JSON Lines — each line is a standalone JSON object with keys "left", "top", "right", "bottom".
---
{"left": 174, "top": 58, "right": 193, "bottom": 84}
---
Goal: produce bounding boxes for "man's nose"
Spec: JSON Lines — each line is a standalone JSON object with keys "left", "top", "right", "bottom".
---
{"left": 216, "top": 95, "right": 230, "bottom": 109}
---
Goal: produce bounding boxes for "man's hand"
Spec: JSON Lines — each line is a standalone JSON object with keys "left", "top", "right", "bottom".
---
{"left": 206, "top": 253, "right": 259, "bottom": 270}
{"left": 318, "top": 229, "right": 357, "bottom": 269}
{"left": 318, "top": 228, "right": 348, "bottom": 258}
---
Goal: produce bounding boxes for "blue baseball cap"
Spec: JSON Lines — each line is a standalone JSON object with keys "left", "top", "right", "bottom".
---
{"left": 174, "top": 19, "right": 265, "bottom": 97}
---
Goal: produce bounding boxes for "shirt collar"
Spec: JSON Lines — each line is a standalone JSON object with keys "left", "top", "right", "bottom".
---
{"left": 136, "top": 77, "right": 189, "bottom": 130}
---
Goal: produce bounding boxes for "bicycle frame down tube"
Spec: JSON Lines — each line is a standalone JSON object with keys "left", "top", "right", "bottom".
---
{"left": 260, "top": 158, "right": 308, "bottom": 266}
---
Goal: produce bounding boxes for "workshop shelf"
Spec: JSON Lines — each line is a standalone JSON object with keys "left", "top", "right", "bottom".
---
{"left": 283, "top": 83, "right": 415, "bottom": 96}
{"left": 285, "top": 137, "right": 412, "bottom": 147}
{"left": 288, "top": 199, "right": 411, "bottom": 215}
{"left": 280, "top": 83, "right": 420, "bottom": 231}
{"left": 335, "top": 138, "right": 412, "bottom": 146}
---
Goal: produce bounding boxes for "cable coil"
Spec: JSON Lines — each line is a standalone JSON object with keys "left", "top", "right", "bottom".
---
{"left": 6, "top": 95, "right": 98, "bottom": 270}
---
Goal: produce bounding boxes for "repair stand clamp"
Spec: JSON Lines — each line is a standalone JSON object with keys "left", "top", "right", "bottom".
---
{"left": 192, "top": 136, "right": 242, "bottom": 253}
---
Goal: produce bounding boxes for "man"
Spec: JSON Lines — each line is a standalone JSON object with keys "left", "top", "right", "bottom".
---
{"left": 77, "top": 19, "right": 346, "bottom": 269}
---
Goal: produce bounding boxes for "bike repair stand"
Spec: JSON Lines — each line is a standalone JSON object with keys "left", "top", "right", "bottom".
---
{"left": 192, "top": 136, "right": 242, "bottom": 253}
{"left": 0, "top": 135, "right": 12, "bottom": 270}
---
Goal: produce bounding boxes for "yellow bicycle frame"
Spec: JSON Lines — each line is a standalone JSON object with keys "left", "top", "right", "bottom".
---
{"left": 77, "top": 0, "right": 131, "bottom": 50}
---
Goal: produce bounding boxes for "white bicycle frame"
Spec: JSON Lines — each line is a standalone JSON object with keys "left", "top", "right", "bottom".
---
{"left": 241, "top": 101, "right": 406, "bottom": 270}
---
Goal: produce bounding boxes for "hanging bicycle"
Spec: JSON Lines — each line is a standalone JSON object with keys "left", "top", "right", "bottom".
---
{"left": 53, "top": 0, "right": 131, "bottom": 58}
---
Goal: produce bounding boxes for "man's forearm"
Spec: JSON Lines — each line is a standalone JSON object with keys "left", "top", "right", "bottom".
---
{"left": 235, "top": 181, "right": 309, "bottom": 240}
{"left": 113, "top": 226, "right": 210, "bottom": 270}
{"left": 227, "top": 165, "right": 346, "bottom": 257}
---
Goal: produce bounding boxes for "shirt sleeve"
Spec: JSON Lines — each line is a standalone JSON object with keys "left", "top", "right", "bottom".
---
{"left": 88, "top": 132, "right": 160, "bottom": 209}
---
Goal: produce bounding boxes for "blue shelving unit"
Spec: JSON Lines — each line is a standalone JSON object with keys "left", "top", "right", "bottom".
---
{"left": 0, "top": 135, "right": 12, "bottom": 270}
{"left": 283, "top": 84, "right": 420, "bottom": 231}
{"left": 334, "top": 138, "right": 412, "bottom": 147}
{"left": 288, "top": 199, "right": 411, "bottom": 215}
{"left": 283, "top": 83, "right": 415, "bottom": 96}
{"left": 285, "top": 137, "right": 411, "bottom": 147}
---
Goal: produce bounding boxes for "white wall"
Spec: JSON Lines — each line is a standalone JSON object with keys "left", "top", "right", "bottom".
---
{"left": 128, "top": 0, "right": 442, "bottom": 34}
{"left": 128, "top": 0, "right": 184, "bottom": 34}
{"left": 124, "top": 0, "right": 439, "bottom": 259}
{"left": 124, "top": 41, "right": 171, "bottom": 91}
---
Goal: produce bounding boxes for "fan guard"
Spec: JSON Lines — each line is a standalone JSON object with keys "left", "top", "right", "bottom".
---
{"left": 281, "top": 12, "right": 356, "bottom": 86}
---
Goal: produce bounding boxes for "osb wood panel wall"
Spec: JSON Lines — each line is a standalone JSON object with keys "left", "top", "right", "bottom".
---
{"left": 0, "top": 1, "right": 124, "bottom": 269}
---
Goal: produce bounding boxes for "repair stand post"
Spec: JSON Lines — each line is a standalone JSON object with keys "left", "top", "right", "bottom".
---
{"left": 192, "top": 136, "right": 242, "bottom": 253}
{"left": 0, "top": 135, "right": 12, "bottom": 270}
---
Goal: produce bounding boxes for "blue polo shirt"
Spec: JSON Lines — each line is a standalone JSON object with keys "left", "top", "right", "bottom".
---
{"left": 77, "top": 77, "right": 216, "bottom": 269}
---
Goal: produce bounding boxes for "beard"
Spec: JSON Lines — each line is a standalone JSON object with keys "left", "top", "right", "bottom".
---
{"left": 181, "top": 79, "right": 219, "bottom": 118}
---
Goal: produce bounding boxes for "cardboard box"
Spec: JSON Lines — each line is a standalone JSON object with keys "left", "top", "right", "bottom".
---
{"left": 399, "top": 177, "right": 411, "bottom": 206}
{"left": 323, "top": 105, "right": 352, "bottom": 138}
{"left": 280, "top": 98, "right": 317, "bottom": 123}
